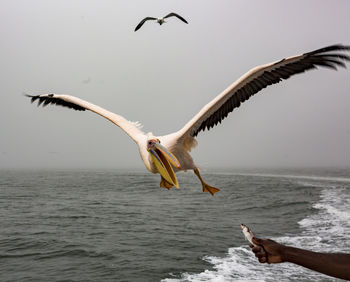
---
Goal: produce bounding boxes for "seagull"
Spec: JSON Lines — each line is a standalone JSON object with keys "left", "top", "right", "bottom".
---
{"left": 134, "top": 12, "right": 188, "bottom": 31}
{"left": 26, "top": 44, "right": 349, "bottom": 195}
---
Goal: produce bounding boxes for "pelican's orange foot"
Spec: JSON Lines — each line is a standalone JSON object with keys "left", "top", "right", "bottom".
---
{"left": 160, "top": 176, "right": 173, "bottom": 189}
{"left": 194, "top": 168, "right": 220, "bottom": 196}
{"left": 202, "top": 182, "right": 220, "bottom": 196}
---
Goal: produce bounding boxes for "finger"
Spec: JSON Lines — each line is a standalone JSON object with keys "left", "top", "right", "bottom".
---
{"left": 253, "top": 246, "right": 266, "bottom": 256}
{"left": 255, "top": 252, "right": 265, "bottom": 259}
{"left": 254, "top": 248, "right": 266, "bottom": 257}
{"left": 259, "top": 256, "right": 267, "bottom": 263}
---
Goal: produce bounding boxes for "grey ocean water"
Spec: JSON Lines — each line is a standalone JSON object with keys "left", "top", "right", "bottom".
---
{"left": 0, "top": 168, "right": 349, "bottom": 282}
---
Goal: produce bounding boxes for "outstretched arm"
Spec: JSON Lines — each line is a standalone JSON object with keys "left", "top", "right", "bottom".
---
{"left": 251, "top": 237, "right": 350, "bottom": 280}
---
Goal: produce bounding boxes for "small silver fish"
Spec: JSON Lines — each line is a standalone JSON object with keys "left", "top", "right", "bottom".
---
{"left": 241, "top": 223, "right": 258, "bottom": 247}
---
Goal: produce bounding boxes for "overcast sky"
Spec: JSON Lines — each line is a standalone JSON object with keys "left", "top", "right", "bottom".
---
{"left": 1, "top": 0, "right": 350, "bottom": 170}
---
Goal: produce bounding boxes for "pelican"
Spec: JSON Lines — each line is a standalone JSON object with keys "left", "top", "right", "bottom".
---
{"left": 134, "top": 12, "right": 188, "bottom": 32}
{"left": 26, "top": 44, "right": 349, "bottom": 195}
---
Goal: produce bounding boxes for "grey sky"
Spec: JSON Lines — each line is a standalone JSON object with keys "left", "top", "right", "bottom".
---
{"left": 1, "top": 0, "right": 350, "bottom": 169}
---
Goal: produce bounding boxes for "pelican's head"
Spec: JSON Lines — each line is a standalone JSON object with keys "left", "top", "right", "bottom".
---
{"left": 147, "top": 138, "right": 160, "bottom": 151}
{"left": 147, "top": 138, "right": 181, "bottom": 188}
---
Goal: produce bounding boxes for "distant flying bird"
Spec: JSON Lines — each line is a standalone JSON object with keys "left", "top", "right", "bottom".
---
{"left": 134, "top": 12, "right": 188, "bottom": 31}
{"left": 26, "top": 44, "right": 349, "bottom": 195}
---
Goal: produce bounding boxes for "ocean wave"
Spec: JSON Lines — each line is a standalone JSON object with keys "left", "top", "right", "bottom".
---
{"left": 0, "top": 247, "right": 116, "bottom": 261}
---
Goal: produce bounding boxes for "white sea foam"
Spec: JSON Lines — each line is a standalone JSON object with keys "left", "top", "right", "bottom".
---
{"left": 297, "top": 186, "right": 350, "bottom": 252}
{"left": 228, "top": 172, "right": 350, "bottom": 183}
{"left": 163, "top": 178, "right": 350, "bottom": 282}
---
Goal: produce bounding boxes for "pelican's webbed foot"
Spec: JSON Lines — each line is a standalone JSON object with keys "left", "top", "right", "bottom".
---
{"left": 160, "top": 176, "right": 174, "bottom": 189}
{"left": 194, "top": 168, "right": 220, "bottom": 196}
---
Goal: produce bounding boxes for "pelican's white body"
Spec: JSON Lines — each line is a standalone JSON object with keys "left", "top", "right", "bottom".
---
{"left": 71, "top": 94, "right": 198, "bottom": 175}
{"left": 138, "top": 133, "right": 196, "bottom": 174}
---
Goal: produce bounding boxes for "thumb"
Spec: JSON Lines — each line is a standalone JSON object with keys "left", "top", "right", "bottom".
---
{"left": 252, "top": 237, "right": 263, "bottom": 245}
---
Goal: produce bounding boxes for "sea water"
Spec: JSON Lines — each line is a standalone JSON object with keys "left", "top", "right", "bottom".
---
{"left": 0, "top": 168, "right": 349, "bottom": 281}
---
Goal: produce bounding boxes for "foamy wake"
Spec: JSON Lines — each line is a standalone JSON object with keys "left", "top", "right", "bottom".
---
{"left": 163, "top": 177, "right": 350, "bottom": 282}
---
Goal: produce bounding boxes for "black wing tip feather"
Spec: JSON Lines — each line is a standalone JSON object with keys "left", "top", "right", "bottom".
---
{"left": 24, "top": 93, "right": 42, "bottom": 104}
{"left": 304, "top": 44, "right": 350, "bottom": 70}
{"left": 305, "top": 44, "right": 350, "bottom": 56}
{"left": 25, "top": 94, "right": 86, "bottom": 111}
{"left": 134, "top": 17, "right": 157, "bottom": 31}
{"left": 134, "top": 20, "right": 145, "bottom": 32}
{"left": 164, "top": 12, "right": 188, "bottom": 24}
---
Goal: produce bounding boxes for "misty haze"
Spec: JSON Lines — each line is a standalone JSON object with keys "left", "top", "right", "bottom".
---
{"left": 1, "top": 0, "right": 350, "bottom": 170}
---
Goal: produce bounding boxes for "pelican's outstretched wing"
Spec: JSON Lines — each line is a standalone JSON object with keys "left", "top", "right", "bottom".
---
{"left": 173, "top": 44, "right": 350, "bottom": 144}
{"left": 163, "top": 13, "right": 188, "bottom": 24}
{"left": 26, "top": 94, "right": 145, "bottom": 143}
{"left": 134, "top": 17, "right": 157, "bottom": 31}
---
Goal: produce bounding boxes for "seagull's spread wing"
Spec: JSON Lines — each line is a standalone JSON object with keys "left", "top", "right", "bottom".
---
{"left": 163, "top": 13, "right": 188, "bottom": 24}
{"left": 134, "top": 17, "right": 157, "bottom": 31}
{"left": 172, "top": 44, "right": 350, "bottom": 145}
{"left": 26, "top": 94, "right": 145, "bottom": 143}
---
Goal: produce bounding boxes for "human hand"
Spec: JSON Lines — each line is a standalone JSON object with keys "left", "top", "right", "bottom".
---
{"left": 250, "top": 237, "right": 287, "bottom": 264}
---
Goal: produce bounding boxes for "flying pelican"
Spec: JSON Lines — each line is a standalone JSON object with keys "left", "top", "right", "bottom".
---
{"left": 134, "top": 12, "right": 188, "bottom": 31}
{"left": 26, "top": 44, "right": 349, "bottom": 195}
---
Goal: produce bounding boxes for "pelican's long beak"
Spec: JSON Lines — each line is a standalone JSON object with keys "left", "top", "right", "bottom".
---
{"left": 149, "top": 143, "right": 181, "bottom": 188}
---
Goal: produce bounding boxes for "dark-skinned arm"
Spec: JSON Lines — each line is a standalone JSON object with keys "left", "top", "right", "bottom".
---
{"left": 250, "top": 237, "right": 350, "bottom": 280}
